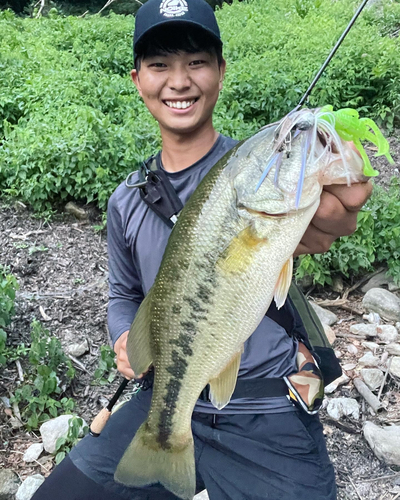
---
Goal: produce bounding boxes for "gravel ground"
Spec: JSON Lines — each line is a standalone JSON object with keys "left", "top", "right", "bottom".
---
{"left": 0, "top": 134, "right": 399, "bottom": 498}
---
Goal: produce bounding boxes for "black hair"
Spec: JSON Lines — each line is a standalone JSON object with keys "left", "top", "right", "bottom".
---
{"left": 134, "top": 24, "right": 223, "bottom": 71}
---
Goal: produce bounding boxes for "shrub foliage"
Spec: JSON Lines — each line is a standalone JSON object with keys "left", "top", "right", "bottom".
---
{"left": 296, "top": 179, "right": 400, "bottom": 286}
{"left": 1, "top": 1, "right": 400, "bottom": 211}
{"left": 0, "top": 0, "right": 400, "bottom": 284}
{"left": 0, "top": 265, "right": 19, "bottom": 364}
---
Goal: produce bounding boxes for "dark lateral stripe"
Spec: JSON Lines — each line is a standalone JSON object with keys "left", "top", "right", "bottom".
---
{"left": 158, "top": 351, "right": 186, "bottom": 449}
{"left": 158, "top": 261, "right": 218, "bottom": 448}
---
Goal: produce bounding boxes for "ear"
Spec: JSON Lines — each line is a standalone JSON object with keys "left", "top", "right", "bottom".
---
{"left": 219, "top": 58, "right": 227, "bottom": 91}
{"left": 131, "top": 69, "right": 143, "bottom": 97}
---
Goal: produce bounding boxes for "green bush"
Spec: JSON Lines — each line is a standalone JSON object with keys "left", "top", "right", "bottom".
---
{"left": 296, "top": 179, "right": 400, "bottom": 286}
{"left": 92, "top": 344, "right": 117, "bottom": 385}
{"left": 54, "top": 415, "right": 88, "bottom": 464}
{"left": 11, "top": 320, "right": 76, "bottom": 429}
{"left": 0, "top": 266, "right": 19, "bottom": 365}
{"left": 0, "top": 0, "right": 400, "bottom": 211}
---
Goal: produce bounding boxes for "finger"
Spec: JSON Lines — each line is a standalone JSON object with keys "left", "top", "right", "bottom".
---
{"left": 311, "top": 190, "right": 358, "bottom": 237}
{"left": 323, "top": 181, "right": 373, "bottom": 213}
{"left": 295, "top": 223, "right": 337, "bottom": 256}
{"left": 116, "top": 359, "right": 136, "bottom": 380}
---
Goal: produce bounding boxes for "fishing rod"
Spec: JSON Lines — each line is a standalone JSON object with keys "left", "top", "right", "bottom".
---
{"left": 89, "top": 0, "right": 371, "bottom": 438}
{"left": 296, "top": 0, "right": 370, "bottom": 109}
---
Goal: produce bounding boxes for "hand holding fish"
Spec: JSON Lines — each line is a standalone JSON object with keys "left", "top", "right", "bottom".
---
{"left": 114, "top": 331, "right": 139, "bottom": 380}
{"left": 295, "top": 180, "right": 373, "bottom": 256}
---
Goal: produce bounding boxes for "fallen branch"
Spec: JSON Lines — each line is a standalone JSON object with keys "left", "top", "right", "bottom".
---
{"left": 378, "top": 357, "right": 392, "bottom": 401}
{"left": 36, "top": 0, "right": 45, "bottom": 18}
{"left": 15, "top": 360, "right": 24, "bottom": 382}
{"left": 314, "top": 298, "right": 363, "bottom": 315}
{"left": 357, "top": 472, "right": 400, "bottom": 483}
{"left": 353, "top": 378, "right": 383, "bottom": 413}
{"left": 335, "top": 332, "right": 367, "bottom": 340}
{"left": 67, "top": 354, "right": 89, "bottom": 373}
{"left": 324, "top": 417, "right": 360, "bottom": 434}
{"left": 348, "top": 474, "right": 364, "bottom": 500}
{"left": 96, "top": 0, "right": 118, "bottom": 14}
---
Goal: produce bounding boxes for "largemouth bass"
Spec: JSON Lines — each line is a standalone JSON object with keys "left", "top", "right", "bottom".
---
{"left": 115, "top": 107, "right": 392, "bottom": 499}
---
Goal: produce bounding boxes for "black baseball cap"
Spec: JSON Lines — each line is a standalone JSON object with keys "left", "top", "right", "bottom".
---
{"left": 133, "top": 0, "right": 222, "bottom": 62}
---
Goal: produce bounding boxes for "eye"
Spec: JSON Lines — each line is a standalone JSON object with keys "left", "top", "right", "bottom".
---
{"left": 189, "top": 60, "right": 206, "bottom": 66}
{"left": 148, "top": 62, "right": 167, "bottom": 68}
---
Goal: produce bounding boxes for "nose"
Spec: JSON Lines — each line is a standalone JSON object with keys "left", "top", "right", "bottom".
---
{"left": 168, "top": 67, "right": 191, "bottom": 92}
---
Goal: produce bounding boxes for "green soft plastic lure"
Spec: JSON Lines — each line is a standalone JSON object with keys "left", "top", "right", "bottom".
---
{"left": 319, "top": 105, "right": 394, "bottom": 177}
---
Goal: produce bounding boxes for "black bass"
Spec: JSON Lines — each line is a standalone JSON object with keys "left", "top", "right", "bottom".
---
{"left": 115, "top": 107, "right": 392, "bottom": 499}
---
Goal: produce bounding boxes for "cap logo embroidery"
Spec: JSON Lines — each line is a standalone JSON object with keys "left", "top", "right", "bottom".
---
{"left": 160, "top": 0, "right": 188, "bottom": 17}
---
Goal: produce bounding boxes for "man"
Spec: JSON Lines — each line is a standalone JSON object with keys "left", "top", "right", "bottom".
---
{"left": 33, "top": 0, "right": 372, "bottom": 499}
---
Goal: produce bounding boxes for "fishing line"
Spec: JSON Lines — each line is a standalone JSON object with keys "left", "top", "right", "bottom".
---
{"left": 296, "top": 0, "right": 370, "bottom": 110}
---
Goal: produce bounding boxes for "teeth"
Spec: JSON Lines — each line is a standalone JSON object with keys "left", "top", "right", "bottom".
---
{"left": 165, "top": 100, "right": 196, "bottom": 109}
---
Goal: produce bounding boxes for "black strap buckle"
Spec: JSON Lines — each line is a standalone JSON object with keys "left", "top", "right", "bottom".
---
{"left": 125, "top": 157, "right": 183, "bottom": 228}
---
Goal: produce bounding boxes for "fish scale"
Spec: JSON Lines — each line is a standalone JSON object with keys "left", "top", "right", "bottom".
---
{"left": 115, "top": 107, "right": 389, "bottom": 500}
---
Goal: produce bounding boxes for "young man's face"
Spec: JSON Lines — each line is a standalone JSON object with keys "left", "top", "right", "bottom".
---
{"left": 131, "top": 48, "right": 226, "bottom": 137}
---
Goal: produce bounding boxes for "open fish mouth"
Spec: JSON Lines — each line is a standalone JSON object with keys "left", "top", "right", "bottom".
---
{"left": 243, "top": 207, "right": 289, "bottom": 219}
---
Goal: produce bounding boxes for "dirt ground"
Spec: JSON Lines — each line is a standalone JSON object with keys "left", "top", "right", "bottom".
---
{"left": 0, "top": 136, "right": 399, "bottom": 499}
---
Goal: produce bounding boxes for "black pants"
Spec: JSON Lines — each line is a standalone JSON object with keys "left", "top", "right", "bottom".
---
{"left": 33, "top": 389, "right": 336, "bottom": 500}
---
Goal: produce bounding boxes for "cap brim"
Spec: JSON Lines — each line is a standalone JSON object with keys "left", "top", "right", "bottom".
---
{"left": 134, "top": 20, "right": 222, "bottom": 62}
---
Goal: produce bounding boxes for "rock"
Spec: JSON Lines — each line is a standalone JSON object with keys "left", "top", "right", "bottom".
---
{"left": 194, "top": 491, "right": 209, "bottom": 500}
{"left": 40, "top": 415, "right": 87, "bottom": 454}
{"left": 397, "top": 322, "right": 400, "bottom": 331}
{"left": 389, "top": 357, "right": 400, "bottom": 379}
{"left": 297, "top": 275, "right": 313, "bottom": 290}
{"left": 66, "top": 340, "right": 88, "bottom": 358}
{"left": 323, "top": 324, "right": 336, "bottom": 344}
{"left": 65, "top": 202, "right": 88, "bottom": 221}
{"left": 324, "top": 374, "right": 350, "bottom": 394}
{"left": 15, "top": 475, "right": 44, "bottom": 500}
{"left": 23, "top": 443, "right": 44, "bottom": 463}
{"left": 310, "top": 303, "right": 338, "bottom": 326}
{"left": 350, "top": 324, "right": 378, "bottom": 337}
{"left": 362, "top": 288, "right": 400, "bottom": 322}
{"left": 342, "top": 362, "right": 357, "bottom": 371}
{"left": 377, "top": 325, "right": 399, "bottom": 344}
{"left": 361, "top": 368, "right": 384, "bottom": 391}
{"left": 0, "top": 470, "right": 20, "bottom": 500}
{"left": 385, "top": 343, "right": 400, "bottom": 356}
{"left": 389, "top": 282, "right": 400, "bottom": 292}
{"left": 327, "top": 397, "right": 360, "bottom": 420}
{"left": 364, "top": 422, "right": 400, "bottom": 466}
{"left": 332, "top": 275, "right": 344, "bottom": 293}
{"left": 361, "top": 270, "right": 397, "bottom": 293}
{"left": 358, "top": 351, "right": 380, "bottom": 367}
{"left": 363, "top": 312, "right": 381, "bottom": 324}
{"left": 346, "top": 344, "right": 358, "bottom": 355}
{"left": 362, "top": 341, "right": 379, "bottom": 351}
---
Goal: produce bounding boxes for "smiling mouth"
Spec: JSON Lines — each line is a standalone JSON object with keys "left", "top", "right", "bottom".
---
{"left": 163, "top": 98, "right": 199, "bottom": 110}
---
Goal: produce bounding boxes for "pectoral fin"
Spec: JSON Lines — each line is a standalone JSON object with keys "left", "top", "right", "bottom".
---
{"left": 274, "top": 256, "right": 293, "bottom": 309}
{"left": 208, "top": 349, "right": 242, "bottom": 410}
{"left": 126, "top": 293, "right": 153, "bottom": 376}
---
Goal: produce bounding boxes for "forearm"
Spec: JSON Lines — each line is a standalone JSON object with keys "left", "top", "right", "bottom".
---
{"left": 107, "top": 298, "right": 140, "bottom": 346}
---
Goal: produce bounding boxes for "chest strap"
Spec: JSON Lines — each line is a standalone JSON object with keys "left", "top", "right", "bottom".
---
{"left": 199, "top": 378, "right": 289, "bottom": 402}
{"left": 125, "top": 156, "right": 183, "bottom": 228}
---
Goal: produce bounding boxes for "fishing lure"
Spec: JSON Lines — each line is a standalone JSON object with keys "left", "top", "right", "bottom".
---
{"left": 319, "top": 105, "right": 394, "bottom": 177}
{"left": 256, "top": 106, "right": 394, "bottom": 208}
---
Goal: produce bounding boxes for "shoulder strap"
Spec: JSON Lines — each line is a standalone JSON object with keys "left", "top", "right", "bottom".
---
{"left": 125, "top": 156, "right": 183, "bottom": 228}
{"left": 289, "top": 282, "right": 342, "bottom": 385}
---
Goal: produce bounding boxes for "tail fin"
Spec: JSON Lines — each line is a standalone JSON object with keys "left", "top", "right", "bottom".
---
{"left": 114, "top": 423, "right": 196, "bottom": 500}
